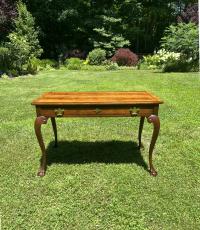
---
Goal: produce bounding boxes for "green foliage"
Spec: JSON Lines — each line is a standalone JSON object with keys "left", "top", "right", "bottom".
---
{"left": 161, "top": 23, "right": 198, "bottom": 61}
{"left": 105, "top": 62, "right": 119, "bottom": 71}
{"left": 65, "top": 58, "right": 82, "bottom": 70}
{"left": 162, "top": 59, "right": 197, "bottom": 72}
{"left": 23, "top": 58, "right": 57, "bottom": 73}
{"left": 5, "top": 1, "right": 42, "bottom": 74}
{"left": 0, "top": 46, "right": 10, "bottom": 71}
{"left": 26, "top": 58, "right": 39, "bottom": 74}
{"left": 6, "top": 33, "right": 31, "bottom": 71}
{"left": 141, "top": 49, "right": 181, "bottom": 70}
{"left": 93, "top": 15, "right": 130, "bottom": 56}
{"left": 7, "top": 69, "right": 19, "bottom": 77}
{"left": 14, "top": 1, "right": 42, "bottom": 58}
{"left": 0, "top": 73, "right": 9, "bottom": 79}
{"left": 87, "top": 48, "right": 106, "bottom": 65}
{"left": 141, "top": 48, "right": 198, "bottom": 72}
{"left": 39, "top": 59, "right": 58, "bottom": 69}
{"left": 22, "top": 1, "right": 194, "bottom": 57}
{"left": 141, "top": 55, "right": 160, "bottom": 70}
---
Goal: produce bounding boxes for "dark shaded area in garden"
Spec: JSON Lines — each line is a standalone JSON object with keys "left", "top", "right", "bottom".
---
{"left": 46, "top": 140, "right": 148, "bottom": 171}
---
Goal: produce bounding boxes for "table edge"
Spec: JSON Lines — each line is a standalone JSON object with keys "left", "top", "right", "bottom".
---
{"left": 31, "top": 91, "right": 164, "bottom": 106}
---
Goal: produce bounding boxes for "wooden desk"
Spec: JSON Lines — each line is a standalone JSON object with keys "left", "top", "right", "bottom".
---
{"left": 32, "top": 92, "right": 163, "bottom": 177}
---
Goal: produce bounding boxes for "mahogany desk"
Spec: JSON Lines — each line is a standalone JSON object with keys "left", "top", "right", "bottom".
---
{"left": 32, "top": 92, "right": 163, "bottom": 177}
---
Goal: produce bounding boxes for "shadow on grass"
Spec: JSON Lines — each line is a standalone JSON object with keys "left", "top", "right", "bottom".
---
{"left": 46, "top": 140, "right": 148, "bottom": 172}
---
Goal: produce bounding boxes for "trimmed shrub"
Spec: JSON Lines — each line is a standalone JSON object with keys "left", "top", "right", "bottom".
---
{"left": 111, "top": 48, "right": 138, "bottom": 66}
{"left": 87, "top": 48, "right": 106, "bottom": 65}
{"left": 65, "top": 58, "right": 82, "bottom": 70}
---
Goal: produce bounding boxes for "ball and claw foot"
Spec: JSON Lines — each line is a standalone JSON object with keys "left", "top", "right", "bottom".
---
{"left": 150, "top": 168, "right": 157, "bottom": 177}
{"left": 37, "top": 168, "right": 46, "bottom": 177}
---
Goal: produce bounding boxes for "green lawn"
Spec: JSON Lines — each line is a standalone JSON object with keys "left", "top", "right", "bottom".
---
{"left": 0, "top": 69, "right": 200, "bottom": 229}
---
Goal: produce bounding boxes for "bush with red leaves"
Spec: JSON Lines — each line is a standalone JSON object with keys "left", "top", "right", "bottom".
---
{"left": 111, "top": 48, "right": 138, "bottom": 66}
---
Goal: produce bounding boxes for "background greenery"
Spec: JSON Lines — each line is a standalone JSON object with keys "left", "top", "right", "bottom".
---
{"left": 0, "top": 0, "right": 198, "bottom": 58}
{"left": 0, "top": 1, "right": 198, "bottom": 75}
{"left": 0, "top": 69, "right": 199, "bottom": 229}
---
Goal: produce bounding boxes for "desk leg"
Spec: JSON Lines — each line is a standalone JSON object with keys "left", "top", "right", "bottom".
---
{"left": 34, "top": 116, "right": 48, "bottom": 177}
{"left": 51, "top": 117, "right": 58, "bottom": 147}
{"left": 147, "top": 115, "right": 160, "bottom": 177}
{"left": 138, "top": 117, "right": 145, "bottom": 148}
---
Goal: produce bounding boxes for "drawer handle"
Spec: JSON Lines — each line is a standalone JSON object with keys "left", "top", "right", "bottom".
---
{"left": 55, "top": 108, "right": 64, "bottom": 117}
{"left": 95, "top": 108, "right": 102, "bottom": 114}
{"left": 129, "top": 107, "right": 140, "bottom": 116}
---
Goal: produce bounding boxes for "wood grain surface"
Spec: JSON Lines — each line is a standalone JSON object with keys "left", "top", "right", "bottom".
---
{"left": 32, "top": 91, "right": 163, "bottom": 105}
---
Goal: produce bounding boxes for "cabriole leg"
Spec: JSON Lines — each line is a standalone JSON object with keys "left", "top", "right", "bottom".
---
{"left": 147, "top": 115, "right": 160, "bottom": 177}
{"left": 34, "top": 116, "right": 48, "bottom": 177}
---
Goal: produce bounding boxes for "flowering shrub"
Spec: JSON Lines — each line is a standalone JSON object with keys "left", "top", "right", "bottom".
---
{"left": 157, "top": 49, "right": 180, "bottom": 63}
{"left": 111, "top": 48, "right": 138, "bottom": 66}
{"left": 142, "top": 55, "right": 160, "bottom": 70}
{"left": 142, "top": 49, "right": 181, "bottom": 70}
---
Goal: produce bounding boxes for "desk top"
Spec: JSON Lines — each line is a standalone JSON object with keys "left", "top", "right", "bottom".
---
{"left": 32, "top": 91, "right": 163, "bottom": 106}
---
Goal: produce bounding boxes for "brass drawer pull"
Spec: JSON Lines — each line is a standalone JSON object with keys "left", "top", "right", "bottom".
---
{"left": 129, "top": 107, "right": 140, "bottom": 116}
{"left": 55, "top": 108, "right": 64, "bottom": 117}
{"left": 95, "top": 108, "right": 102, "bottom": 114}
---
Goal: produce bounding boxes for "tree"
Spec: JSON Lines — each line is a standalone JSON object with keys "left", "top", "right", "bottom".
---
{"left": 5, "top": 1, "right": 42, "bottom": 71}
{"left": 23, "top": 0, "right": 198, "bottom": 58}
{"left": 115, "top": 0, "right": 197, "bottom": 53}
{"left": 92, "top": 15, "right": 130, "bottom": 56}
{"left": 24, "top": 0, "right": 93, "bottom": 58}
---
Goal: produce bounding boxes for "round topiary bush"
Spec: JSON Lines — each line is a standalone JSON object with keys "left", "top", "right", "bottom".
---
{"left": 87, "top": 48, "right": 106, "bottom": 65}
{"left": 111, "top": 48, "right": 138, "bottom": 66}
{"left": 65, "top": 58, "right": 82, "bottom": 70}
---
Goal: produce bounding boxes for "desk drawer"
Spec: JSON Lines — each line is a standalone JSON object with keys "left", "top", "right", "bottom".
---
{"left": 36, "top": 105, "right": 157, "bottom": 117}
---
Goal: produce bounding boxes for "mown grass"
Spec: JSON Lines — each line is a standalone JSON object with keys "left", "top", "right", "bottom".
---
{"left": 0, "top": 69, "right": 200, "bottom": 229}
